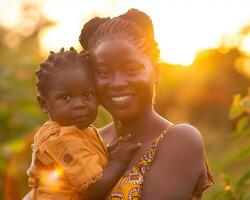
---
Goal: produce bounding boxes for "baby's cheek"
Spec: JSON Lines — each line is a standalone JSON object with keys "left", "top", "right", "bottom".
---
{"left": 89, "top": 103, "right": 98, "bottom": 116}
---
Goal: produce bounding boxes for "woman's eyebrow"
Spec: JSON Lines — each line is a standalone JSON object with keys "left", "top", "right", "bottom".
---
{"left": 95, "top": 62, "right": 110, "bottom": 66}
{"left": 122, "top": 59, "right": 143, "bottom": 65}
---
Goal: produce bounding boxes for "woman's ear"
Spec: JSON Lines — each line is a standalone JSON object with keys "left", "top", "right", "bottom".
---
{"left": 153, "top": 62, "right": 162, "bottom": 84}
{"left": 37, "top": 95, "right": 49, "bottom": 113}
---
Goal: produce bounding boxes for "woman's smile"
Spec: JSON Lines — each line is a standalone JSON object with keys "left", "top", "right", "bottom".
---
{"left": 110, "top": 95, "right": 133, "bottom": 105}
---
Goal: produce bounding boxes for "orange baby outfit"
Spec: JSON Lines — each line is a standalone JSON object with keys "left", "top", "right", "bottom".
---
{"left": 27, "top": 121, "right": 109, "bottom": 200}
{"left": 106, "top": 124, "right": 213, "bottom": 200}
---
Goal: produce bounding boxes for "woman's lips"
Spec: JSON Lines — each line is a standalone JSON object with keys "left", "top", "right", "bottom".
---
{"left": 110, "top": 95, "right": 133, "bottom": 105}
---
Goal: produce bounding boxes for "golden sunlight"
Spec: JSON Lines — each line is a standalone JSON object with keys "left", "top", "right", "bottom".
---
{"left": 38, "top": 23, "right": 82, "bottom": 54}
{"left": 40, "top": 167, "right": 64, "bottom": 190}
{"left": 1, "top": 0, "right": 250, "bottom": 65}
{"left": 241, "top": 35, "right": 250, "bottom": 55}
{"left": 0, "top": 0, "right": 21, "bottom": 28}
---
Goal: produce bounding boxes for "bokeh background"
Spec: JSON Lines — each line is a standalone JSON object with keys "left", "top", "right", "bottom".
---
{"left": 0, "top": 0, "right": 249, "bottom": 199}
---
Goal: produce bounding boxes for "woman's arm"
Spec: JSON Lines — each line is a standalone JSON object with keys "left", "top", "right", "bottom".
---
{"left": 141, "top": 124, "right": 206, "bottom": 200}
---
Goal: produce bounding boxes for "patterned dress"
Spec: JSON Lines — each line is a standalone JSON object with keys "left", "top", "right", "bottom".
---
{"left": 106, "top": 124, "right": 213, "bottom": 200}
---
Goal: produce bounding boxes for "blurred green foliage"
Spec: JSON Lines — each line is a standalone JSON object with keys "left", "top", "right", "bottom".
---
{"left": 0, "top": 3, "right": 250, "bottom": 200}
{"left": 212, "top": 90, "right": 250, "bottom": 200}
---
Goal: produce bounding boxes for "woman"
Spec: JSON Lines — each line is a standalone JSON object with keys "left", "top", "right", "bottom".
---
{"left": 79, "top": 8, "right": 213, "bottom": 199}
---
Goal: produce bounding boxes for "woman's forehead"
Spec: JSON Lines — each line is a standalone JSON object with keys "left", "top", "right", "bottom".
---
{"left": 95, "top": 39, "right": 136, "bottom": 54}
{"left": 93, "top": 39, "right": 150, "bottom": 64}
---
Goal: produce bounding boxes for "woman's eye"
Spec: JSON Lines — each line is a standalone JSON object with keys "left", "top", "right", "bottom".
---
{"left": 126, "top": 67, "right": 140, "bottom": 74}
{"left": 62, "top": 95, "right": 71, "bottom": 101}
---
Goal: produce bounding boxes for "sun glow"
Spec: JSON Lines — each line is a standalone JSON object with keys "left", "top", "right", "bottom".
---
{"left": 1, "top": 0, "right": 250, "bottom": 65}
{"left": 40, "top": 167, "right": 64, "bottom": 190}
{"left": 241, "top": 35, "right": 250, "bottom": 55}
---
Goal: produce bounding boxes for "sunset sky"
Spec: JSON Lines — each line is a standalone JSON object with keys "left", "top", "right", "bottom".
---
{"left": 1, "top": 0, "right": 250, "bottom": 65}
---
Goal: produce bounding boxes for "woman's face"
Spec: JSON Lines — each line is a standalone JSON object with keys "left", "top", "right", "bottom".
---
{"left": 92, "top": 39, "right": 158, "bottom": 121}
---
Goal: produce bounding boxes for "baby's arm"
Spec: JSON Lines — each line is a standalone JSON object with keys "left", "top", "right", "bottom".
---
{"left": 80, "top": 135, "right": 141, "bottom": 200}
{"left": 43, "top": 127, "right": 139, "bottom": 200}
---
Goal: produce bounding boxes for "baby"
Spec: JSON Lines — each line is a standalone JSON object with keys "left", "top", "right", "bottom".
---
{"left": 24, "top": 48, "right": 140, "bottom": 200}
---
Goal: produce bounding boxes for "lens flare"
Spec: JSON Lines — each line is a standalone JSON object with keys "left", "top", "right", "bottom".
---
{"left": 40, "top": 167, "right": 64, "bottom": 190}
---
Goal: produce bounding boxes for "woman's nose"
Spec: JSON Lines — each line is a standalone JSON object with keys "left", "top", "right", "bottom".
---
{"left": 110, "top": 72, "right": 128, "bottom": 88}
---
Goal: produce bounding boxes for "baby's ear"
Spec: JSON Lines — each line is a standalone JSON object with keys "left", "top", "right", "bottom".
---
{"left": 37, "top": 95, "right": 49, "bottom": 113}
{"left": 153, "top": 62, "right": 162, "bottom": 84}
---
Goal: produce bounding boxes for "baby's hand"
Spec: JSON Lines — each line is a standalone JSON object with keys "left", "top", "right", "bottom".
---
{"left": 109, "top": 134, "right": 141, "bottom": 164}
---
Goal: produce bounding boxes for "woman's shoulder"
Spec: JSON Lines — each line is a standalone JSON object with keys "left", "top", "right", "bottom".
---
{"left": 164, "top": 123, "right": 204, "bottom": 146}
{"left": 140, "top": 123, "right": 208, "bottom": 199}
{"left": 98, "top": 122, "right": 116, "bottom": 145}
{"left": 157, "top": 123, "right": 205, "bottom": 163}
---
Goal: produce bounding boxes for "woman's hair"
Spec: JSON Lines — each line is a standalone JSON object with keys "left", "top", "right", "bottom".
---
{"left": 36, "top": 47, "right": 90, "bottom": 96}
{"left": 79, "top": 9, "right": 160, "bottom": 63}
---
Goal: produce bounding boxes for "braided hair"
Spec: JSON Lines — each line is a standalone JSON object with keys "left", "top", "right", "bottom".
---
{"left": 79, "top": 9, "right": 160, "bottom": 63}
{"left": 36, "top": 47, "right": 90, "bottom": 96}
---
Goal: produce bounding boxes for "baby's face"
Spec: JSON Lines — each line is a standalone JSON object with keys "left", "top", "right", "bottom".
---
{"left": 41, "top": 67, "right": 98, "bottom": 129}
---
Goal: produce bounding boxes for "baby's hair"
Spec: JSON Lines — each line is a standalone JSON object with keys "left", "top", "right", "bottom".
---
{"left": 79, "top": 9, "right": 160, "bottom": 63}
{"left": 36, "top": 47, "right": 90, "bottom": 96}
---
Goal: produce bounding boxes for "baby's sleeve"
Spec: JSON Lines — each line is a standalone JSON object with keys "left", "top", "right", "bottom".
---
{"left": 44, "top": 130, "right": 104, "bottom": 192}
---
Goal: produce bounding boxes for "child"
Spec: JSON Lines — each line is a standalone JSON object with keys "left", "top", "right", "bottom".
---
{"left": 24, "top": 48, "right": 140, "bottom": 200}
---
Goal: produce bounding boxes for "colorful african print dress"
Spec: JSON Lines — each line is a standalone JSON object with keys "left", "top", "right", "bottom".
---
{"left": 106, "top": 124, "right": 213, "bottom": 200}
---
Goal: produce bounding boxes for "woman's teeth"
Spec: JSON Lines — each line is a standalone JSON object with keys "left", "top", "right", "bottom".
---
{"left": 111, "top": 96, "right": 130, "bottom": 103}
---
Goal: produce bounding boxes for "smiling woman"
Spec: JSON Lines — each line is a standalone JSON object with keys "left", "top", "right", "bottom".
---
{"left": 79, "top": 8, "right": 213, "bottom": 199}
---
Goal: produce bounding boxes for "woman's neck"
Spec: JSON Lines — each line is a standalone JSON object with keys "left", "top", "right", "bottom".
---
{"left": 113, "top": 108, "right": 171, "bottom": 143}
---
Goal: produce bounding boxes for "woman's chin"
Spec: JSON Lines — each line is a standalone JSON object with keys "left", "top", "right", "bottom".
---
{"left": 109, "top": 106, "right": 145, "bottom": 122}
{"left": 101, "top": 96, "right": 152, "bottom": 121}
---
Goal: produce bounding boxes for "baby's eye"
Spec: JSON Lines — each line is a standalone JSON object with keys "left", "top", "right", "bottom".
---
{"left": 62, "top": 95, "right": 71, "bottom": 101}
{"left": 97, "top": 71, "right": 108, "bottom": 76}
{"left": 96, "top": 69, "right": 111, "bottom": 78}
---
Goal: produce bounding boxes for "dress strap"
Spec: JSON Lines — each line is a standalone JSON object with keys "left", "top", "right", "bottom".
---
{"left": 137, "top": 124, "right": 177, "bottom": 175}
{"left": 153, "top": 124, "right": 177, "bottom": 146}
